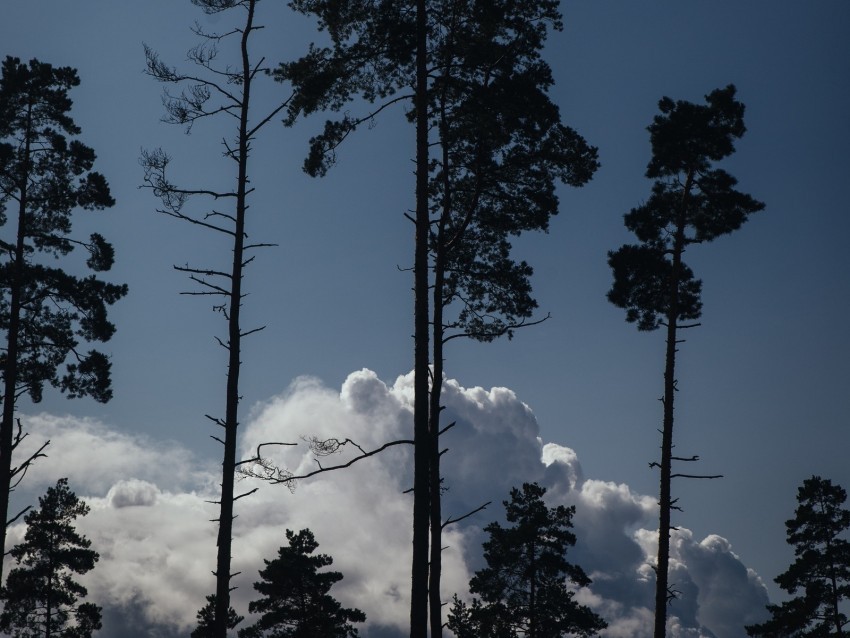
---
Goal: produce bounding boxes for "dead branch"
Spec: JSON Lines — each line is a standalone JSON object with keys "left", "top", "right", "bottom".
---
{"left": 442, "top": 501, "right": 491, "bottom": 529}
{"left": 240, "top": 437, "right": 413, "bottom": 487}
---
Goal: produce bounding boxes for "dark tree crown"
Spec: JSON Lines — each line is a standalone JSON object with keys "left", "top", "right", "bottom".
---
{"left": 747, "top": 476, "right": 850, "bottom": 637}
{"left": 238, "top": 528, "right": 365, "bottom": 638}
{"left": 448, "top": 483, "right": 606, "bottom": 637}
{"left": 607, "top": 84, "right": 763, "bottom": 331}
{"left": 0, "top": 56, "right": 127, "bottom": 404}
{"left": 0, "top": 478, "right": 102, "bottom": 637}
{"left": 279, "top": 0, "right": 597, "bottom": 342}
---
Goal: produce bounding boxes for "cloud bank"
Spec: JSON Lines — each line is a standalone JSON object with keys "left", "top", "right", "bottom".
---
{"left": 8, "top": 369, "right": 769, "bottom": 637}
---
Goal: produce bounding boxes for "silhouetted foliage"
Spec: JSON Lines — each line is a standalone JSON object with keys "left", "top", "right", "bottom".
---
{"left": 0, "top": 55, "right": 126, "bottom": 578}
{"left": 746, "top": 476, "right": 850, "bottom": 637}
{"left": 424, "top": 2, "right": 597, "bottom": 633}
{"left": 447, "top": 483, "right": 605, "bottom": 638}
{"left": 238, "top": 528, "right": 365, "bottom": 638}
{"left": 0, "top": 478, "right": 102, "bottom": 637}
{"left": 192, "top": 595, "right": 244, "bottom": 638}
{"left": 607, "top": 84, "right": 764, "bottom": 638}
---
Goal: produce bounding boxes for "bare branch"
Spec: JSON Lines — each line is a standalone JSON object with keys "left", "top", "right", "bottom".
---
{"left": 442, "top": 501, "right": 491, "bottom": 529}
{"left": 6, "top": 506, "right": 32, "bottom": 528}
{"left": 233, "top": 488, "right": 259, "bottom": 502}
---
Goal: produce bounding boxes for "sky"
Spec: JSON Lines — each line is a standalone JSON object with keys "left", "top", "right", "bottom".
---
{"left": 1, "top": 1, "right": 849, "bottom": 636}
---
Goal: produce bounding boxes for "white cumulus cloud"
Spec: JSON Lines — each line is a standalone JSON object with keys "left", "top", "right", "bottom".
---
{"left": 4, "top": 369, "right": 770, "bottom": 637}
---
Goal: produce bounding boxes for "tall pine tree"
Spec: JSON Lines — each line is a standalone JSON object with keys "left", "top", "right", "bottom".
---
{"left": 607, "top": 85, "right": 764, "bottom": 638}
{"left": 424, "top": 5, "right": 597, "bottom": 631}
{"left": 0, "top": 56, "right": 126, "bottom": 579}
{"left": 277, "top": 3, "right": 596, "bottom": 634}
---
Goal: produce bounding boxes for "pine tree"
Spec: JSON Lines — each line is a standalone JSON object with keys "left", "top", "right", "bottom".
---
{"left": 238, "top": 528, "right": 365, "bottom": 638}
{"left": 0, "top": 56, "right": 127, "bottom": 577}
{"left": 607, "top": 84, "right": 764, "bottom": 638}
{"left": 424, "top": 5, "right": 597, "bottom": 631}
{"left": 447, "top": 483, "right": 606, "bottom": 638}
{"left": 746, "top": 476, "right": 850, "bottom": 637}
{"left": 277, "top": 4, "right": 597, "bottom": 634}
{"left": 192, "top": 595, "right": 244, "bottom": 638}
{"left": 0, "top": 478, "right": 101, "bottom": 637}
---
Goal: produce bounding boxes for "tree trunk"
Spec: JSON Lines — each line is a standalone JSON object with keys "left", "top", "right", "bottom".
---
{"left": 824, "top": 535, "right": 844, "bottom": 637}
{"left": 528, "top": 541, "right": 537, "bottom": 638}
{"left": 653, "top": 170, "right": 693, "bottom": 638}
{"left": 428, "top": 247, "right": 445, "bottom": 638}
{"left": 410, "top": 0, "right": 431, "bottom": 635}
{"left": 0, "top": 106, "right": 32, "bottom": 585}
{"left": 213, "top": 3, "right": 255, "bottom": 636}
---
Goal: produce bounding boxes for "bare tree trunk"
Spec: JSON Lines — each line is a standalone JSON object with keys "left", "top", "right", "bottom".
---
{"left": 653, "top": 171, "right": 693, "bottom": 638}
{"left": 410, "top": 0, "right": 431, "bottom": 635}
{"left": 213, "top": 3, "right": 255, "bottom": 636}
{"left": 429, "top": 247, "right": 445, "bottom": 638}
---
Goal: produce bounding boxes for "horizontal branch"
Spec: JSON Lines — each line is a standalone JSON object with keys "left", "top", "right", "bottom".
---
{"left": 240, "top": 438, "right": 413, "bottom": 487}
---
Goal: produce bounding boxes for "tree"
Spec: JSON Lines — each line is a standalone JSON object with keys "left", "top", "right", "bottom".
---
{"left": 237, "top": 528, "right": 365, "bottom": 638}
{"left": 0, "top": 56, "right": 127, "bottom": 578}
{"left": 140, "top": 2, "right": 295, "bottom": 635}
{"left": 192, "top": 595, "right": 244, "bottom": 638}
{"left": 424, "top": 5, "right": 597, "bottom": 632}
{"left": 447, "top": 482, "right": 605, "bottom": 638}
{"left": 606, "top": 84, "right": 764, "bottom": 638}
{"left": 273, "top": 3, "right": 596, "bottom": 635}
{"left": 746, "top": 476, "right": 850, "bottom": 637}
{"left": 0, "top": 478, "right": 102, "bottom": 637}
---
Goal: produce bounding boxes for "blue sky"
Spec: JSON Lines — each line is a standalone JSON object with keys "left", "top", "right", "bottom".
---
{"left": 2, "top": 1, "right": 849, "bottom": 636}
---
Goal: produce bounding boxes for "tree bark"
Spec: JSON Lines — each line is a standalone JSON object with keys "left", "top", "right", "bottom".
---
{"left": 410, "top": 0, "right": 431, "bottom": 635}
{"left": 428, "top": 244, "right": 445, "bottom": 638}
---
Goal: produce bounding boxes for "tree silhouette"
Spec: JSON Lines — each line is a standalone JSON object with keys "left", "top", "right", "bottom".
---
{"left": 0, "top": 56, "right": 127, "bottom": 578}
{"left": 0, "top": 478, "right": 101, "bottom": 637}
{"left": 447, "top": 482, "right": 605, "bottom": 637}
{"left": 746, "top": 476, "right": 850, "bottom": 637}
{"left": 424, "top": 2, "right": 597, "bottom": 632}
{"left": 238, "top": 528, "right": 365, "bottom": 638}
{"left": 192, "top": 595, "right": 244, "bottom": 638}
{"left": 607, "top": 84, "right": 764, "bottom": 638}
{"left": 140, "top": 2, "right": 297, "bottom": 635}
{"left": 272, "top": 3, "right": 596, "bottom": 634}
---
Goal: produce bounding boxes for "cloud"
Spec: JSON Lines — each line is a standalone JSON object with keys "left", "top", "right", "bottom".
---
{"left": 5, "top": 369, "right": 770, "bottom": 637}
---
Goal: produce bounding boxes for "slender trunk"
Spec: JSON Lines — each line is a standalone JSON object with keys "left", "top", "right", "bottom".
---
{"left": 653, "top": 170, "right": 693, "bottom": 638}
{"left": 410, "top": 0, "right": 431, "bottom": 634}
{"left": 0, "top": 106, "right": 32, "bottom": 584}
{"left": 428, "top": 75, "right": 455, "bottom": 638}
{"left": 825, "top": 536, "right": 844, "bottom": 636}
{"left": 429, "top": 248, "right": 445, "bottom": 638}
{"left": 45, "top": 543, "right": 54, "bottom": 638}
{"left": 213, "top": 3, "right": 255, "bottom": 636}
{"left": 528, "top": 540, "right": 537, "bottom": 638}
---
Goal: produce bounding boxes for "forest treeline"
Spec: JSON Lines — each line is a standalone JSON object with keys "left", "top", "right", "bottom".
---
{"left": 1, "top": 1, "right": 844, "bottom": 637}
